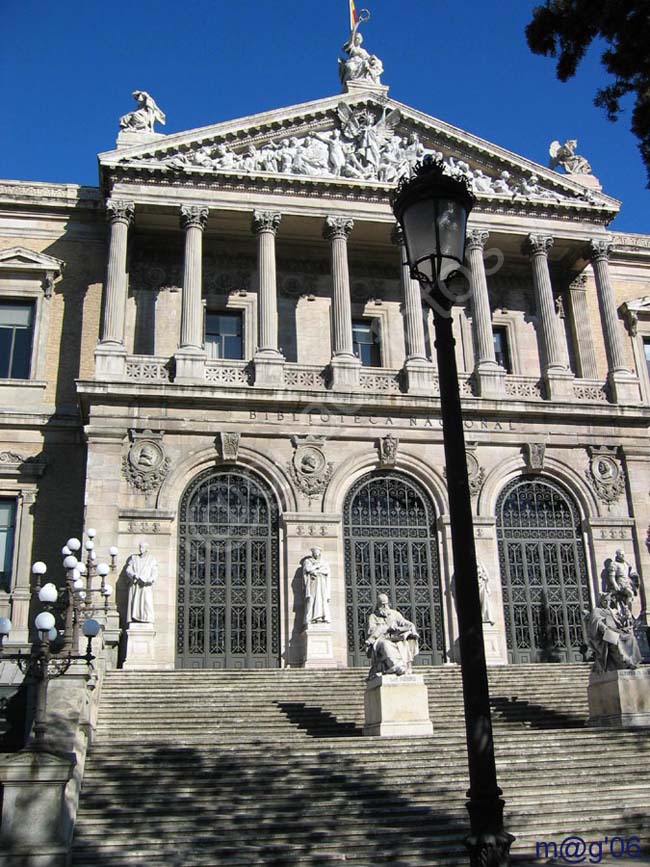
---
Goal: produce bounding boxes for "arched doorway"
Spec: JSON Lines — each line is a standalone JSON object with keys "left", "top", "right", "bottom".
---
{"left": 343, "top": 470, "right": 445, "bottom": 667}
{"left": 496, "top": 475, "right": 590, "bottom": 664}
{"left": 177, "top": 467, "right": 279, "bottom": 669}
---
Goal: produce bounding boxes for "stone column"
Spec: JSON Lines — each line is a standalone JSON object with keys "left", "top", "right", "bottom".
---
{"left": 95, "top": 199, "right": 134, "bottom": 378}
{"left": 466, "top": 229, "right": 505, "bottom": 398}
{"left": 324, "top": 216, "right": 360, "bottom": 390}
{"left": 6, "top": 490, "right": 37, "bottom": 646}
{"left": 565, "top": 273, "right": 598, "bottom": 379}
{"left": 588, "top": 239, "right": 640, "bottom": 403}
{"left": 523, "top": 234, "right": 574, "bottom": 400}
{"left": 252, "top": 211, "right": 285, "bottom": 387}
{"left": 175, "top": 205, "right": 208, "bottom": 382}
{"left": 392, "top": 225, "right": 433, "bottom": 395}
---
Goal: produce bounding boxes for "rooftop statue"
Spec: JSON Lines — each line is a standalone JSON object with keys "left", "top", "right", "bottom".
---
{"left": 549, "top": 139, "right": 592, "bottom": 175}
{"left": 119, "top": 90, "right": 166, "bottom": 134}
{"left": 338, "top": 9, "right": 384, "bottom": 88}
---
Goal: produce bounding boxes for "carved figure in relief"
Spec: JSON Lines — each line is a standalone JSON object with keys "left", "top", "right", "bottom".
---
{"left": 302, "top": 547, "right": 331, "bottom": 628}
{"left": 125, "top": 541, "right": 158, "bottom": 624}
{"left": 606, "top": 549, "right": 639, "bottom": 611}
{"left": 549, "top": 139, "right": 592, "bottom": 175}
{"left": 477, "top": 561, "right": 494, "bottom": 625}
{"left": 119, "top": 91, "right": 166, "bottom": 133}
{"left": 585, "top": 592, "right": 641, "bottom": 672}
{"left": 365, "top": 593, "right": 420, "bottom": 678}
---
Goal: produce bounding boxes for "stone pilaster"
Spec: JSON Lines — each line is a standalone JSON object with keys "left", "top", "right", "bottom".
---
{"left": 565, "top": 274, "right": 599, "bottom": 379}
{"left": 392, "top": 225, "right": 433, "bottom": 395}
{"left": 95, "top": 199, "right": 134, "bottom": 379}
{"left": 588, "top": 239, "right": 640, "bottom": 403}
{"left": 175, "top": 205, "right": 208, "bottom": 383}
{"left": 5, "top": 490, "right": 37, "bottom": 646}
{"left": 466, "top": 229, "right": 505, "bottom": 398}
{"left": 324, "top": 216, "right": 360, "bottom": 390}
{"left": 252, "top": 211, "right": 285, "bottom": 387}
{"left": 523, "top": 234, "right": 574, "bottom": 400}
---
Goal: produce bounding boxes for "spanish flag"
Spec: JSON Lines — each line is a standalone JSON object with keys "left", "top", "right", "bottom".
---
{"left": 349, "top": 0, "right": 358, "bottom": 30}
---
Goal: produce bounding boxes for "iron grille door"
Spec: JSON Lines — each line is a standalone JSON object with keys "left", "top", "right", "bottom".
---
{"left": 177, "top": 468, "right": 279, "bottom": 669}
{"left": 497, "top": 476, "right": 590, "bottom": 664}
{"left": 344, "top": 471, "right": 445, "bottom": 666}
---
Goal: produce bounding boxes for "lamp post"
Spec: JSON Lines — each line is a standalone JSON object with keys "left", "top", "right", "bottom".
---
{"left": 391, "top": 158, "right": 514, "bottom": 866}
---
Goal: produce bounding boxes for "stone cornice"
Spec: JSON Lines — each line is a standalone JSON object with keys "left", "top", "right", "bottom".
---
{"left": 0, "top": 180, "right": 101, "bottom": 210}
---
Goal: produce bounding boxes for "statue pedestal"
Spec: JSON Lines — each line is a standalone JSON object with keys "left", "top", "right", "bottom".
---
{"left": 363, "top": 673, "right": 433, "bottom": 737}
{"left": 482, "top": 624, "right": 504, "bottom": 665}
{"left": 303, "top": 622, "right": 337, "bottom": 669}
{"left": 124, "top": 622, "right": 157, "bottom": 669}
{"left": 588, "top": 668, "right": 650, "bottom": 728}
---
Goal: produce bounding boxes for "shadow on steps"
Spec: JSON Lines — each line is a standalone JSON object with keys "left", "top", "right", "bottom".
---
{"left": 275, "top": 701, "right": 363, "bottom": 738}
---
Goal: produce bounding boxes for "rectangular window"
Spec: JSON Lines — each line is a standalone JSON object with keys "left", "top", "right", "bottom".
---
{"left": 205, "top": 311, "right": 243, "bottom": 360}
{"left": 493, "top": 325, "right": 512, "bottom": 373}
{"left": 0, "top": 302, "right": 34, "bottom": 379}
{"left": 0, "top": 499, "right": 16, "bottom": 593}
{"left": 644, "top": 337, "right": 650, "bottom": 381}
{"left": 352, "top": 319, "right": 381, "bottom": 367}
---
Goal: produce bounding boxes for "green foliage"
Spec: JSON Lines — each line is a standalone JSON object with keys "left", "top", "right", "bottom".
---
{"left": 526, "top": 1, "right": 650, "bottom": 185}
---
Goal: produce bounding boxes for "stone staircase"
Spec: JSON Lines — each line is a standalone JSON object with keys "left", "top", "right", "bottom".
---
{"left": 71, "top": 664, "right": 650, "bottom": 866}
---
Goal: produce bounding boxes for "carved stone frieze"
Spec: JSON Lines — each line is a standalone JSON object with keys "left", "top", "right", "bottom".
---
{"left": 585, "top": 446, "right": 626, "bottom": 507}
{"left": 288, "top": 436, "right": 334, "bottom": 502}
{"left": 523, "top": 443, "right": 546, "bottom": 473}
{"left": 122, "top": 430, "right": 171, "bottom": 494}
{"left": 217, "top": 432, "right": 240, "bottom": 462}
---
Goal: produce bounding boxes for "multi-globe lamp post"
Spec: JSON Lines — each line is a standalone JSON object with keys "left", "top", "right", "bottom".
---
{"left": 0, "top": 529, "right": 116, "bottom": 750}
{"left": 391, "top": 158, "right": 514, "bottom": 866}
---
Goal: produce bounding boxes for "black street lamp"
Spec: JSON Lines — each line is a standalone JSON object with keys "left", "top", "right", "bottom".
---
{"left": 392, "top": 157, "right": 514, "bottom": 867}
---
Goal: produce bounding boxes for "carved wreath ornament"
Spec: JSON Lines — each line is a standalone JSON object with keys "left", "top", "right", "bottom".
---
{"left": 288, "top": 436, "right": 334, "bottom": 503}
{"left": 585, "top": 447, "right": 626, "bottom": 507}
{"left": 122, "top": 438, "right": 171, "bottom": 493}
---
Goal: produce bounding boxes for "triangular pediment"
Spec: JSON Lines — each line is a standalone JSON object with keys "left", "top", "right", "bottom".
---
{"left": 0, "top": 246, "right": 64, "bottom": 275}
{"left": 99, "top": 90, "right": 619, "bottom": 216}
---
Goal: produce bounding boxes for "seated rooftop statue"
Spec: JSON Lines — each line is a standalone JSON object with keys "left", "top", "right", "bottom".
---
{"left": 365, "top": 593, "right": 419, "bottom": 678}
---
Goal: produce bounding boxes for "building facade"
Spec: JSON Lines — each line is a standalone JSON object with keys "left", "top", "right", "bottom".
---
{"left": 1, "top": 68, "right": 650, "bottom": 673}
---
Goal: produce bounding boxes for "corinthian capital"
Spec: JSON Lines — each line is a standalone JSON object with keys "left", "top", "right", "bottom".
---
{"left": 105, "top": 199, "right": 135, "bottom": 226}
{"left": 465, "top": 229, "right": 490, "bottom": 251}
{"left": 180, "top": 205, "right": 209, "bottom": 231}
{"left": 587, "top": 238, "right": 612, "bottom": 262}
{"left": 522, "top": 234, "right": 554, "bottom": 257}
{"left": 323, "top": 216, "right": 354, "bottom": 241}
{"left": 252, "top": 211, "right": 281, "bottom": 235}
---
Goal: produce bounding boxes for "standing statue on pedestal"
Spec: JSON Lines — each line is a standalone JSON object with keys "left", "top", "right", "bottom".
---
{"left": 338, "top": 9, "right": 384, "bottom": 88}
{"left": 126, "top": 540, "right": 158, "bottom": 623}
{"left": 477, "top": 561, "right": 494, "bottom": 625}
{"left": 302, "top": 547, "right": 331, "bottom": 628}
{"left": 605, "top": 549, "right": 639, "bottom": 612}
{"left": 119, "top": 91, "right": 166, "bottom": 133}
{"left": 585, "top": 592, "right": 641, "bottom": 672}
{"left": 365, "top": 593, "right": 419, "bottom": 677}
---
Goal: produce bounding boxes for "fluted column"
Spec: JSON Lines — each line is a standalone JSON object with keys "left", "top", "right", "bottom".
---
{"left": 324, "top": 216, "right": 359, "bottom": 390}
{"left": 252, "top": 211, "right": 284, "bottom": 387}
{"left": 588, "top": 239, "right": 639, "bottom": 403}
{"left": 523, "top": 234, "right": 573, "bottom": 399}
{"left": 392, "top": 224, "right": 433, "bottom": 395}
{"left": 179, "top": 205, "right": 208, "bottom": 351}
{"left": 466, "top": 230, "right": 505, "bottom": 398}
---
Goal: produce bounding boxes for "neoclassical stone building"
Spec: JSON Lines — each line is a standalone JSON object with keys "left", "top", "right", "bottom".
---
{"left": 1, "top": 58, "right": 650, "bottom": 673}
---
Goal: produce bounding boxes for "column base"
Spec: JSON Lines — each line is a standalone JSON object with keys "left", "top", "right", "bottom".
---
{"left": 253, "top": 352, "right": 285, "bottom": 388}
{"left": 543, "top": 369, "right": 575, "bottom": 401}
{"left": 363, "top": 673, "right": 433, "bottom": 737}
{"left": 123, "top": 622, "right": 157, "bottom": 669}
{"left": 588, "top": 668, "right": 650, "bottom": 728}
{"left": 94, "top": 344, "right": 126, "bottom": 380}
{"left": 303, "top": 622, "right": 337, "bottom": 669}
{"left": 174, "top": 350, "right": 206, "bottom": 384}
{"left": 403, "top": 358, "right": 434, "bottom": 395}
{"left": 474, "top": 363, "right": 506, "bottom": 399}
{"left": 482, "top": 623, "right": 507, "bottom": 665}
{"left": 330, "top": 355, "right": 361, "bottom": 391}
{"left": 607, "top": 370, "right": 641, "bottom": 404}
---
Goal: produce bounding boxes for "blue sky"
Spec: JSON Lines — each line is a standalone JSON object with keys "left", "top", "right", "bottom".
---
{"left": 2, "top": 0, "right": 648, "bottom": 232}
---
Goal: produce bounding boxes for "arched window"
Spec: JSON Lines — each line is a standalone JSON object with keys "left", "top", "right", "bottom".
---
{"left": 497, "top": 475, "right": 590, "bottom": 663}
{"left": 177, "top": 467, "right": 279, "bottom": 668}
{"left": 343, "top": 471, "right": 445, "bottom": 667}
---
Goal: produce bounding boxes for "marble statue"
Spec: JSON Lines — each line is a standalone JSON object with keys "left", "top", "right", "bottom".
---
{"left": 125, "top": 540, "right": 158, "bottom": 623}
{"left": 549, "top": 139, "right": 592, "bottom": 175}
{"left": 119, "top": 91, "right": 166, "bottom": 133}
{"left": 585, "top": 592, "right": 641, "bottom": 673}
{"left": 365, "top": 593, "right": 419, "bottom": 677}
{"left": 302, "top": 547, "right": 331, "bottom": 627}
{"left": 338, "top": 19, "right": 384, "bottom": 87}
{"left": 606, "top": 549, "right": 639, "bottom": 611}
{"left": 477, "top": 561, "right": 494, "bottom": 625}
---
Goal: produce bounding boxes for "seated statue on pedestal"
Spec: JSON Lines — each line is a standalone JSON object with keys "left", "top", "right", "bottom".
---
{"left": 365, "top": 593, "right": 419, "bottom": 678}
{"left": 585, "top": 592, "right": 642, "bottom": 673}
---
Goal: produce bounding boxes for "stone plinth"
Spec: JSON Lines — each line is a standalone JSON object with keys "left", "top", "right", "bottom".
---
{"left": 254, "top": 353, "right": 285, "bottom": 388}
{"left": 124, "top": 622, "right": 157, "bottom": 669}
{"left": 588, "top": 667, "right": 650, "bottom": 728}
{"left": 330, "top": 356, "right": 361, "bottom": 391}
{"left": 403, "top": 359, "right": 434, "bottom": 395}
{"left": 482, "top": 624, "right": 503, "bottom": 665}
{"left": 174, "top": 349, "right": 205, "bottom": 384}
{"left": 303, "top": 622, "right": 337, "bottom": 669}
{"left": 363, "top": 673, "right": 433, "bottom": 737}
